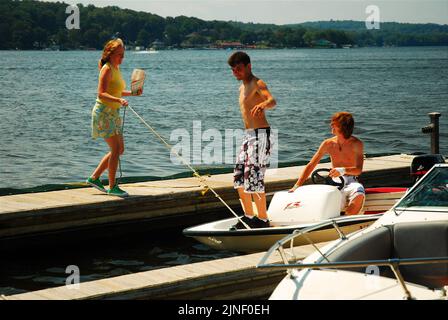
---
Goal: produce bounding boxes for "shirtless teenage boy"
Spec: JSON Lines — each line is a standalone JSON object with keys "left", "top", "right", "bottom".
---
{"left": 228, "top": 51, "right": 277, "bottom": 229}
{"left": 289, "top": 112, "right": 365, "bottom": 215}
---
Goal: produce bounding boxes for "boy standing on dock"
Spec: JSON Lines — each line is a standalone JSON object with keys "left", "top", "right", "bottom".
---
{"left": 289, "top": 112, "right": 365, "bottom": 215}
{"left": 228, "top": 52, "right": 277, "bottom": 229}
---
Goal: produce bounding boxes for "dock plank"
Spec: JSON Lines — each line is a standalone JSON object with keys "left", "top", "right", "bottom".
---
{"left": 7, "top": 241, "right": 328, "bottom": 300}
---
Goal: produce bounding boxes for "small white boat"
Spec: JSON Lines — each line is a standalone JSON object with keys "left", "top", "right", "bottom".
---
{"left": 259, "top": 164, "right": 448, "bottom": 300}
{"left": 133, "top": 49, "right": 158, "bottom": 54}
{"left": 183, "top": 169, "right": 407, "bottom": 253}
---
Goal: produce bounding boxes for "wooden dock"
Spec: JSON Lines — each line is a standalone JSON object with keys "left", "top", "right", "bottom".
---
{"left": 0, "top": 154, "right": 420, "bottom": 245}
{"left": 4, "top": 241, "right": 328, "bottom": 300}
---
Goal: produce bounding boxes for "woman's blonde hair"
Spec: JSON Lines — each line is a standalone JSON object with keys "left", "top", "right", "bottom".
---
{"left": 98, "top": 38, "right": 124, "bottom": 70}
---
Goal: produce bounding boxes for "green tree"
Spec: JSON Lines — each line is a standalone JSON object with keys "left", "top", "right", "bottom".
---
{"left": 240, "top": 31, "right": 256, "bottom": 45}
{"left": 83, "top": 28, "right": 99, "bottom": 48}
{"left": 12, "top": 21, "right": 34, "bottom": 49}
{"left": 0, "top": 23, "right": 12, "bottom": 49}
{"left": 303, "top": 30, "right": 316, "bottom": 46}
{"left": 67, "top": 29, "right": 82, "bottom": 49}
{"left": 183, "top": 33, "right": 209, "bottom": 47}
{"left": 55, "top": 29, "right": 68, "bottom": 48}
{"left": 164, "top": 23, "right": 182, "bottom": 46}
{"left": 33, "top": 27, "right": 48, "bottom": 48}
{"left": 136, "top": 29, "right": 151, "bottom": 47}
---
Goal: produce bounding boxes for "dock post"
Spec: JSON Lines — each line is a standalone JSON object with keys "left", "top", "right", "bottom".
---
{"left": 421, "top": 112, "right": 441, "bottom": 154}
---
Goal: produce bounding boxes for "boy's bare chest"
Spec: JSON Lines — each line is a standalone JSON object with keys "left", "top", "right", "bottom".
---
{"left": 239, "top": 84, "right": 263, "bottom": 107}
{"left": 328, "top": 141, "right": 356, "bottom": 163}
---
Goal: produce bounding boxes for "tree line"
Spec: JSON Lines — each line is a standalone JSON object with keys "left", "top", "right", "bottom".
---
{"left": 1, "top": 0, "right": 447, "bottom": 50}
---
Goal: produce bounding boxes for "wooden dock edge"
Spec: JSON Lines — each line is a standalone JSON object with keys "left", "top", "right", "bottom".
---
{"left": 4, "top": 242, "right": 327, "bottom": 300}
{"left": 0, "top": 154, "right": 423, "bottom": 241}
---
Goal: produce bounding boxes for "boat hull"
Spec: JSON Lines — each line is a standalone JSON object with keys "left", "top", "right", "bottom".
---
{"left": 185, "top": 217, "right": 377, "bottom": 253}
{"left": 184, "top": 188, "right": 405, "bottom": 252}
{"left": 270, "top": 269, "right": 444, "bottom": 300}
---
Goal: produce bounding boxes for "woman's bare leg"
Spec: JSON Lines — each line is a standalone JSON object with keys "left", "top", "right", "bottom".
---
{"left": 91, "top": 134, "right": 125, "bottom": 186}
{"left": 104, "top": 135, "right": 121, "bottom": 189}
{"left": 117, "top": 134, "right": 124, "bottom": 155}
{"left": 91, "top": 152, "right": 111, "bottom": 180}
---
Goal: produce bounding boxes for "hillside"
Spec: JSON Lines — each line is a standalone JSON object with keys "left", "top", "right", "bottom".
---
{"left": 1, "top": 0, "right": 447, "bottom": 50}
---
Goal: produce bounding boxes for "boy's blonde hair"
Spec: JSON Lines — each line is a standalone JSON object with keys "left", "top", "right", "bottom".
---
{"left": 331, "top": 112, "right": 354, "bottom": 139}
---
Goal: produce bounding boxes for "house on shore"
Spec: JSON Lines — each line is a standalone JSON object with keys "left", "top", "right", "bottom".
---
{"left": 151, "top": 40, "right": 165, "bottom": 50}
{"left": 215, "top": 41, "right": 245, "bottom": 49}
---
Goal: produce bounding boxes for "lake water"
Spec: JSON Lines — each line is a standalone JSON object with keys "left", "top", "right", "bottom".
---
{"left": 0, "top": 47, "right": 447, "bottom": 295}
{"left": 0, "top": 230, "right": 239, "bottom": 296}
{"left": 1, "top": 47, "right": 447, "bottom": 191}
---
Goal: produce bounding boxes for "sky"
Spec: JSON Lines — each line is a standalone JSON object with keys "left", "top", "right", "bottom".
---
{"left": 46, "top": 0, "right": 448, "bottom": 25}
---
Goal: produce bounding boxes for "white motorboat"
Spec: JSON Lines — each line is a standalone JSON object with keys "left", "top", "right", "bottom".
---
{"left": 183, "top": 168, "right": 407, "bottom": 253}
{"left": 133, "top": 49, "right": 158, "bottom": 54}
{"left": 258, "top": 164, "right": 448, "bottom": 300}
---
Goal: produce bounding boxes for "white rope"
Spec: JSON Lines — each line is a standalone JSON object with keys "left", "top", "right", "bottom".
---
{"left": 126, "top": 105, "right": 251, "bottom": 229}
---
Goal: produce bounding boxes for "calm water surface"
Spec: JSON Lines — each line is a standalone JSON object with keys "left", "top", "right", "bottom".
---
{"left": 1, "top": 47, "right": 447, "bottom": 190}
{"left": 0, "top": 47, "right": 447, "bottom": 295}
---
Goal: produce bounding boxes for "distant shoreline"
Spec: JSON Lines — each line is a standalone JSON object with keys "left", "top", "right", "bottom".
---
{"left": 2, "top": 0, "right": 448, "bottom": 50}
{"left": 1, "top": 45, "right": 448, "bottom": 52}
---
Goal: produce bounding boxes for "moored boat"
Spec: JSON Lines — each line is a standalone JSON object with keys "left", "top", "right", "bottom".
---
{"left": 258, "top": 164, "right": 448, "bottom": 300}
{"left": 183, "top": 169, "right": 407, "bottom": 253}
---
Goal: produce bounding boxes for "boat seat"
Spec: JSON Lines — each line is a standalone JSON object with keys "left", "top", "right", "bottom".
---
{"left": 326, "top": 226, "right": 393, "bottom": 273}
{"left": 325, "top": 221, "right": 448, "bottom": 289}
{"left": 393, "top": 221, "right": 448, "bottom": 289}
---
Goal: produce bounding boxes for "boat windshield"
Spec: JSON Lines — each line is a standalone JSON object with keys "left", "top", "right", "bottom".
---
{"left": 396, "top": 166, "right": 448, "bottom": 209}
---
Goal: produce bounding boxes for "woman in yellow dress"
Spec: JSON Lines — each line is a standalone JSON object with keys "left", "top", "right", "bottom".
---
{"left": 86, "top": 38, "right": 142, "bottom": 197}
